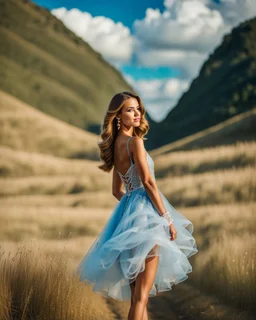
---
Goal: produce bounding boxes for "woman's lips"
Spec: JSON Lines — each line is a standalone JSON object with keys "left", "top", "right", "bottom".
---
{"left": 134, "top": 118, "right": 140, "bottom": 121}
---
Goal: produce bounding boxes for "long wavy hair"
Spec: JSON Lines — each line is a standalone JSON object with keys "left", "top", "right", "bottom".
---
{"left": 98, "top": 91, "right": 149, "bottom": 172}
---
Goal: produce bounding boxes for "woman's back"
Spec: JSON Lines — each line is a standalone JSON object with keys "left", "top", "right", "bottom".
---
{"left": 113, "top": 135, "right": 134, "bottom": 176}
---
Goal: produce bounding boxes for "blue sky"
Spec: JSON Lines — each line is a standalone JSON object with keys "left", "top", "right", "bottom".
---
{"left": 32, "top": 0, "right": 256, "bottom": 121}
{"left": 33, "top": 0, "right": 166, "bottom": 28}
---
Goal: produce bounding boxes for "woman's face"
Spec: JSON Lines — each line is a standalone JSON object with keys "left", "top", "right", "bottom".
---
{"left": 119, "top": 97, "right": 141, "bottom": 128}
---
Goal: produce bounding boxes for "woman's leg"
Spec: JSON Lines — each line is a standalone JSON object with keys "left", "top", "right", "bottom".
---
{"left": 128, "top": 247, "right": 159, "bottom": 320}
{"left": 128, "top": 278, "right": 148, "bottom": 320}
{"left": 128, "top": 280, "right": 136, "bottom": 319}
{"left": 142, "top": 303, "right": 149, "bottom": 320}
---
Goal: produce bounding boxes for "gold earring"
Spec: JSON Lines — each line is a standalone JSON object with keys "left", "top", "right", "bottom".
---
{"left": 116, "top": 117, "right": 120, "bottom": 130}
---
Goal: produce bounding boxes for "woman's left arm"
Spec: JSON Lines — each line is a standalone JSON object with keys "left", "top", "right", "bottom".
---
{"left": 112, "top": 167, "right": 125, "bottom": 201}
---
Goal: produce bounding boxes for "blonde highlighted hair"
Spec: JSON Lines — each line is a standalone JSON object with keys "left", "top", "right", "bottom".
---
{"left": 98, "top": 91, "right": 149, "bottom": 172}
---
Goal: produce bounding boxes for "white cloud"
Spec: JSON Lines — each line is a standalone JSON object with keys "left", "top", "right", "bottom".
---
{"left": 164, "top": 78, "right": 189, "bottom": 97}
{"left": 133, "top": 0, "right": 256, "bottom": 78}
{"left": 134, "top": 3, "right": 225, "bottom": 53}
{"left": 127, "top": 77, "right": 190, "bottom": 121}
{"left": 123, "top": 74, "right": 135, "bottom": 87}
{"left": 135, "top": 47, "right": 208, "bottom": 77}
{"left": 204, "top": 0, "right": 256, "bottom": 26}
{"left": 51, "top": 7, "right": 134, "bottom": 63}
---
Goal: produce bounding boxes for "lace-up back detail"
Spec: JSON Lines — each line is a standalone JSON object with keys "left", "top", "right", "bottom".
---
{"left": 115, "top": 136, "right": 155, "bottom": 196}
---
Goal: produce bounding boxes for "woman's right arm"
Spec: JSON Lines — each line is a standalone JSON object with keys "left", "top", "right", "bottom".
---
{"left": 131, "top": 137, "right": 167, "bottom": 215}
{"left": 131, "top": 137, "right": 177, "bottom": 240}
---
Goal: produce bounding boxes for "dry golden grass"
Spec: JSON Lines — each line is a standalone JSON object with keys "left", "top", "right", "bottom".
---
{"left": 0, "top": 191, "right": 117, "bottom": 208}
{"left": 0, "top": 240, "right": 114, "bottom": 320}
{"left": 0, "top": 146, "right": 102, "bottom": 178}
{"left": 0, "top": 206, "right": 111, "bottom": 242}
{"left": 0, "top": 107, "right": 255, "bottom": 317}
{"left": 0, "top": 90, "right": 99, "bottom": 159}
{"left": 147, "top": 282, "right": 255, "bottom": 320}
{"left": 181, "top": 202, "right": 256, "bottom": 313}
{"left": 150, "top": 108, "right": 256, "bottom": 156}
{"left": 0, "top": 174, "right": 111, "bottom": 197}
{"left": 1, "top": 164, "right": 254, "bottom": 209}
{"left": 1, "top": 140, "right": 255, "bottom": 209}
{"left": 158, "top": 165, "right": 256, "bottom": 206}
{"left": 192, "top": 233, "right": 255, "bottom": 311}
{"left": 2, "top": 140, "right": 255, "bottom": 179}
{"left": 0, "top": 236, "right": 97, "bottom": 274}
{"left": 0, "top": 202, "right": 255, "bottom": 318}
{"left": 0, "top": 204, "right": 116, "bottom": 273}
{"left": 154, "top": 141, "right": 256, "bottom": 177}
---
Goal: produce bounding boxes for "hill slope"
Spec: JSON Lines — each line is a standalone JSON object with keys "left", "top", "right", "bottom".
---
{"left": 0, "top": 0, "right": 134, "bottom": 133}
{"left": 150, "top": 108, "right": 256, "bottom": 157}
{"left": 146, "top": 17, "right": 256, "bottom": 150}
{"left": 0, "top": 90, "right": 99, "bottom": 160}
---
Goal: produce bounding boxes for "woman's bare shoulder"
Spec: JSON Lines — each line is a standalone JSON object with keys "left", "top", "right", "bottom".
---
{"left": 130, "top": 136, "right": 145, "bottom": 153}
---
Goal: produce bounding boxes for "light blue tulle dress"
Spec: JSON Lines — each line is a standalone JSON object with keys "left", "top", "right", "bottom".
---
{"left": 74, "top": 136, "right": 198, "bottom": 301}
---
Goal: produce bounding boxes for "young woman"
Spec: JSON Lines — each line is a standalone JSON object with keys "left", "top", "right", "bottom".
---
{"left": 75, "top": 92, "right": 198, "bottom": 320}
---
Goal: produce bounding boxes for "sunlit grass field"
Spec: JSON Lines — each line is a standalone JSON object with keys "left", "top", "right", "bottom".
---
{"left": 1, "top": 203, "right": 255, "bottom": 319}
{"left": 0, "top": 241, "right": 113, "bottom": 320}
{"left": 0, "top": 91, "right": 99, "bottom": 160}
{"left": 154, "top": 141, "right": 256, "bottom": 177}
{"left": 181, "top": 203, "right": 256, "bottom": 312}
{"left": 0, "top": 139, "right": 255, "bottom": 318}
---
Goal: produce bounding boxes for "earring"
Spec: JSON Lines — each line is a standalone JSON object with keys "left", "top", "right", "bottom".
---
{"left": 116, "top": 117, "right": 121, "bottom": 130}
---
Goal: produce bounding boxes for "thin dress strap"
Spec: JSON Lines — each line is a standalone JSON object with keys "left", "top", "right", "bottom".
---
{"left": 126, "top": 136, "right": 133, "bottom": 165}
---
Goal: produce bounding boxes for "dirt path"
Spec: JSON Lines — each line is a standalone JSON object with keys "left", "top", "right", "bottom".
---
{"left": 104, "top": 286, "right": 194, "bottom": 320}
{"left": 105, "top": 283, "right": 254, "bottom": 320}
{"left": 105, "top": 291, "right": 193, "bottom": 320}
{"left": 147, "top": 291, "right": 194, "bottom": 320}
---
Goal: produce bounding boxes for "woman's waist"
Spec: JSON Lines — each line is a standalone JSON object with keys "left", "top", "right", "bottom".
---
{"left": 125, "top": 185, "right": 145, "bottom": 197}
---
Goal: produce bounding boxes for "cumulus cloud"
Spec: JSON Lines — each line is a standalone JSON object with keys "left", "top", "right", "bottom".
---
{"left": 51, "top": 7, "right": 134, "bottom": 64}
{"left": 202, "top": 0, "right": 256, "bottom": 26}
{"left": 134, "top": 4, "right": 225, "bottom": 53}
{"left": 135, "top": 47, "right": 208, "bottom": 78}
{"left": 133, "top": 0, "right": 256, "bottom": 78}
{"left": 126, "top": 76, "right": 190, "bottom": 121}
{"left": 164, "top": 0, "right": 256, "bottom": 25}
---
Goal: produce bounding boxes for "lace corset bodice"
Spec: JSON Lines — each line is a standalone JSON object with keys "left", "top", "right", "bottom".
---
{"left": 115, "top": 136, "right": 156, "bottom": 196}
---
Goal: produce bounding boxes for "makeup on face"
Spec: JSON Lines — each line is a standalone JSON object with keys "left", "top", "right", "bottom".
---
{"left": 126, "top": 105, "right": 141, "bottom": 117}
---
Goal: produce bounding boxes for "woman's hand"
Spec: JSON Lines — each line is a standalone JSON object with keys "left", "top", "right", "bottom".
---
{"left": 169, "top": 224, "right": 177, "bottom": 241}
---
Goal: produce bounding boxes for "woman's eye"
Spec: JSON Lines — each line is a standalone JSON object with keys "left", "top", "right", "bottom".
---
{"left": 128, "top": 107, "right": 140, "bottom": 112}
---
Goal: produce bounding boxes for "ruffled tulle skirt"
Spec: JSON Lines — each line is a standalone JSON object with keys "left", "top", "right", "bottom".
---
{"left": 74, "top": 186, "right": 198, "bottom": 301}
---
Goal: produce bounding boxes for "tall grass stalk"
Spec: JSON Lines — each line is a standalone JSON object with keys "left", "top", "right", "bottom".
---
{"left": 0, "top": 241, "right": 112, "bottom": 320}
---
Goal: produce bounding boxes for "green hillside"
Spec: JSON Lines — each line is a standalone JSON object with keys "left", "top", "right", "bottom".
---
{"left": 146, "top": 17, "right": 256, "bottom": 150}
{"left": 0, "top": 0, "right": 134, "bottom": 134}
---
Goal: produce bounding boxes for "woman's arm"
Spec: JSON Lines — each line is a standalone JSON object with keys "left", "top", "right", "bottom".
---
{"left": 131, "top": 137, "right": 177, "bottom": 240}
{"left": 112, "top": 167, "right": 126, "bottom": 201}
{"left": 113, "top": 190, "right": 126, "bottom": 201}
{"left": 131, "top": 137, "right": 167, "bottom": 215}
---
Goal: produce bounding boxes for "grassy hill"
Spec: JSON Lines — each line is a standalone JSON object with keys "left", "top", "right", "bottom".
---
{"left": 0, "top": 0, "right": 134, "bottom": 134}
{"left": 0, "top": 90, "right": 100, "bottom": 160}
{"left": 146, "top": 17, "right": 256, "bottom": 150}
{"left": 0, "top": 146, "right": 100, "bottom": 178}
{"left": 150, "top": 108, "right": 256, "bottom": 157}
